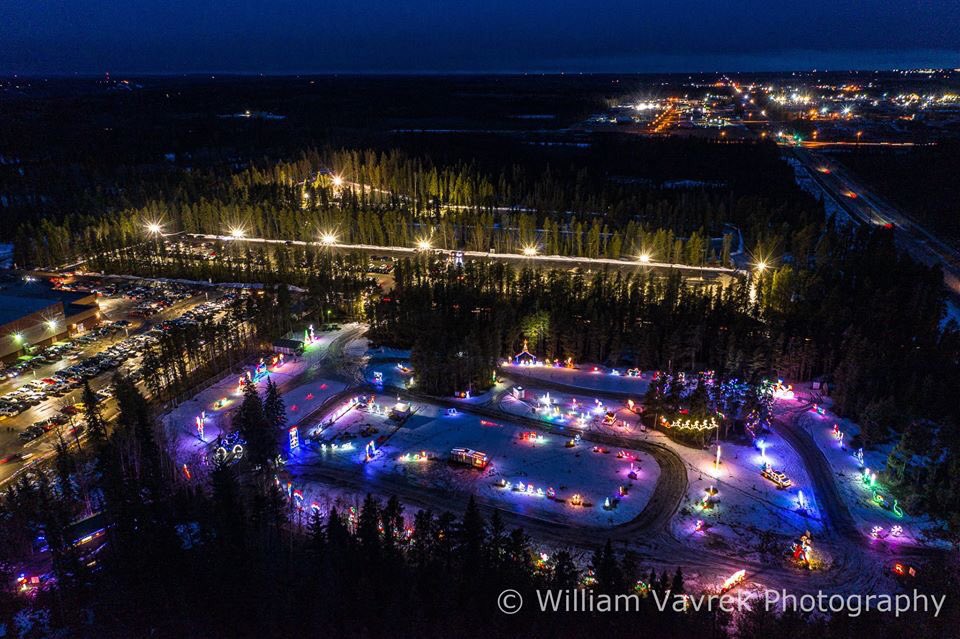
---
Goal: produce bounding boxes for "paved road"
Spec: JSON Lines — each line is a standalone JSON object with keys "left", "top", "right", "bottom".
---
{"left": 771, "top": 402, "right": 946, "bottom": 563}
{"left": 770, "top": 403, "right": 861, "bottom": 542}
{"left": 790, "top": 146, "right": 960, "bottom": 298}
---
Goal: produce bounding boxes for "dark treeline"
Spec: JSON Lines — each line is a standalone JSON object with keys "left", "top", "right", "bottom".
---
{"left": 91, "top": 243, "right": 375, "bottom": 320}
{"left": 12, "top": 139, "right": 821, "bottom": 270}
{"left": 374, "top": 224, "right": 956, "bottom": 420}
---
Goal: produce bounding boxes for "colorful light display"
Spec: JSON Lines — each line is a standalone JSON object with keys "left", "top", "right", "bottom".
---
{"left": 719, "top": 569, "right": 746, "bottom": 593}
{"left": 660, "top": 416, "right": 720, "bottom": 432}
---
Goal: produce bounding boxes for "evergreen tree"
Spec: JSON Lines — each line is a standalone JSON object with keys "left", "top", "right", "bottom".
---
{"left": 263, "top": 378, "right": 287, "bottom": 430}
{"left": 592, "top": 540, "right": 625, "bottom": 595}
{"left": 81, "top": 380, "right": 107, "bottom": 445}
{"left": 234, "top": 382, "right": 277, "bottom": 469}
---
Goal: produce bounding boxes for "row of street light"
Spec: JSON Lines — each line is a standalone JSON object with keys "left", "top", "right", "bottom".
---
{"left": 144, "top": 220, "right": 773, "bottom": 272}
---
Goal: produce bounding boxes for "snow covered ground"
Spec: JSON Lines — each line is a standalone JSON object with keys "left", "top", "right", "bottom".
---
{"left": 160, "top": 325, "right": 357, "bottom": 474}
{"left": 288, "top": 399, "right": 660, "bottom": 528}
{"left": 502, "top": 363, "right": 651, "bottom": 397}
{"left": 498, "top": 381, "right": 824, "bottom": 558}
{"left": 658, "top": 428, "right": 824, "bottom": 561}
{"left": 498, "top": 387, "right": 642, "bottom": 437}
{"left": 789, "top": 394, "right": 949, "bottom": 548}
{"left": 158, "top": 319, "right": 943, "bottom": 569}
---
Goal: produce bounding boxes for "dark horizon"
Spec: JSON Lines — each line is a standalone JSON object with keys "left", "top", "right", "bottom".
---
{"left": 4, "top": 63, "right": 959, "bottom": 80}
{"left": 2, "top": 1, "right": 959, "bottom": 76}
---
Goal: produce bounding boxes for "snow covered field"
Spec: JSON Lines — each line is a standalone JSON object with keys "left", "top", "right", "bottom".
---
{"left": 498, "top": 386, "right": 642, "bottom": 437}
{"left": 497, "top": 382, "right": 826, "bottom": 559}
{"left": 158, "top": 320, "right": 947, "bottom": 569}
{"left": 656, "top": 428, "right": 824, "bottom": 559}
{"left": 502, "top": 363, "right": 651, "bottom": 396}
{"left": 288, "top": 400, "right": 661, "bottom": 528}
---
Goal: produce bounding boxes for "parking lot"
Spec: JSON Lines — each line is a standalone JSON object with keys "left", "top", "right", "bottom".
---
{"left": 0, "top": 278, "right": 237, "bottom": 483}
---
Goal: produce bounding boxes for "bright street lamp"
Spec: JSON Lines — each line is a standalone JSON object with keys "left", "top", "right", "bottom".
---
{"left": 416, "top": 238, "right": 432, "bottom": 251}
{"left": 228, "top": 226, "right": 246, "bottom": 240}
{"left": 755, "top": 260, "right": 768, "bottom": 273}
{"left": 145, "top": 221, "right": 163, "bottom": 236}
{"left": 320, "top": 232, "right": 338, "bottom": 246}
{"left": 522, "top": 245, "right": 538, "bottom": 257}
{"left": 638, "top": 253, "right": 652, "bottom": 264}
{"left": 45, "top": 319, "right": 58, "bottom": 332}
{"left": 332, "top": 175, "right": 344, "bottom": 188}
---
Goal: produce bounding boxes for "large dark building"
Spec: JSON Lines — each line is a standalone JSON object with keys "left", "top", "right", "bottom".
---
{"left": 0, "top": 276, "right": 101, "bottom": 363}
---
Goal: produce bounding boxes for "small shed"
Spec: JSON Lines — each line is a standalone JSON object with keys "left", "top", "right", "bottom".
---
{"left": 273, "top": 338, "right": 304, "bottom": 355}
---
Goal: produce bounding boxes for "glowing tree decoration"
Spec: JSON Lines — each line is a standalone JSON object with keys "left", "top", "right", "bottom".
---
{"left": 195, "top": 415, "right": 204, "bottom": 440}
{"left": 661, "top": 416, "right": 721, "bottom": 432}
{"left": 365, "top": 440, "right": 377, "bottom": 461}
{"left": 856, "top": 448, "right": 864, "bottom": 465}
{"left": 715, "top": 445, "right": 722, "bottom": 471}
{"left": 890, "top": 525, "right": 903, "bottom": 537}
{"left": 797, "top": 490, "right": 807, "bottom": 510}
{"left": 695, "top": 519, "right": 704, "bottom": 532}
{"left": 870, "top": 526, "right": 884, "bottom": 539}
{"left": 757, "top": 439, "right": 767, "bottom": 460}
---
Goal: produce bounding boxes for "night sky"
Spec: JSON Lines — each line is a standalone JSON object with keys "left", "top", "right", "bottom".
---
{"left": 2, "top": 0, "right": 959, "bottom": 74}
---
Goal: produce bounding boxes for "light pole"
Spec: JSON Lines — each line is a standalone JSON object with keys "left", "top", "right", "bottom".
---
{"left": 320, "top": 232, "right": 338, "bottom": 247}
{"left": 12, "top": 332, "right": 24, "bottom": 357}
